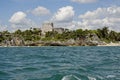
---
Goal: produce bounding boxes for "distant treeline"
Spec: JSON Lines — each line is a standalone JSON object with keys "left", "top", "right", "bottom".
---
{"left": 0, "top": 27, "right": 120, "bottom": 43}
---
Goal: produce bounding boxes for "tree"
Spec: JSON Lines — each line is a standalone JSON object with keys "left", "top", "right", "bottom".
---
{"left": 109, "top": 31, "right": 120, "bottom": 41}
{"left": 0, "top": 32, "right": 4, "bottom": 42}
{"left": 45, "top": 31, "right": 58, "bottom": 38}
{"left": 101, "top": 27, "right": 109, "bottom": 39}
{"left": 22, "top": 30, "right": 33, "bottom": 41}
{"left": 32, "top": 28, "right": 41, "bottom": 35}
{"left": 14, "top": 29, "right": 22, "bottom": 36}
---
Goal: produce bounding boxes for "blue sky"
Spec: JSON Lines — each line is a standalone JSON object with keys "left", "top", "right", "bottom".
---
{"left": 0, "top": 0, "right": 120, "bottom": 31}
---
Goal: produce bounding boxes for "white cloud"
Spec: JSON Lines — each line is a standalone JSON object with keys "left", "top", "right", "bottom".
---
{"left": 10, "top": 22, "right": 37, "bottom": 32}
{"left": 79, "top": 6, "right": 120, "bottom": 19}
{"left": 76, "top": 6, "right": 120, "bottom": 31}
{"left": 71, "top": 0, "right": 97, "bottom": 3}
{"left": 9, "top": 11, "right": 26, "bottom": 24}
{"left": 10, "top": 18, "right": 38, "bottom": 32}
{"left": 31, "top": 6, "right": 50, "bottom": 16}
{"left": 52, "top": 6, "right": 75, "bottom": 22}
{"left": 9, "top": 11, "right": 38, "bottom": 31}
{"left": 0, "top": 25, "right": 8, "bottom": 31}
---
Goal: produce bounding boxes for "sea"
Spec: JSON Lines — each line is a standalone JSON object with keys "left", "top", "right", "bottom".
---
{"left": 0, "top": 46, "right": 120, "bottom": 80}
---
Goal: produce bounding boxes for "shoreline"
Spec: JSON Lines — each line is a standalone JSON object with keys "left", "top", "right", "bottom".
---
{"left": 98, "top": 42, "right": 120, "bottom": 46}
{"left": 0, "top": 42, "right": 120, "bottom": 47}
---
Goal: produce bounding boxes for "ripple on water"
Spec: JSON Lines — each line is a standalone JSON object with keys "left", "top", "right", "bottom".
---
{"left": 0, "top": 71, "right": 9, "bottom": 76}
{"left": 10, "top": 67, "right": 39, "bottom": 74}
{"left": 0, "top": 47, "right": 120, "bottom": 80}
{"left": 0, "top": 71, "right": 11, "bottom": 80}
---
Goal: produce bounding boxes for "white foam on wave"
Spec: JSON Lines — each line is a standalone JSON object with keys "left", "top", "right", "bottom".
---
{"left": 88, "top": 76, "right": 96, "bottom": 80}
{"left": 106, "top": 75, "right": 116, "bottom": 78}
{"left": 61, "top": 75, "right": 81, "bottom": 80}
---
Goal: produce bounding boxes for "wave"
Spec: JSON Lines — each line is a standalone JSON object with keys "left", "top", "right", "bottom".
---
{"left": 0, "top": 71, "right": 9, "bottom": 76}
{"left": 88, "top": 76, "right": 96, "bottom": 80}
{"left": 61, "top": 75, "right": 98, "bottom": 80}
{"left": 11, "top": 67, "right": 39, "bottom": 73}
{"left": 61, "top": 75, "right": 81, "bottom": 80}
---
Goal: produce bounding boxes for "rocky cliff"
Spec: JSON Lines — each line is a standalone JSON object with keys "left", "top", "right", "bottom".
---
{"left": 2, "top": 37, "right": 25, "bottom": 46}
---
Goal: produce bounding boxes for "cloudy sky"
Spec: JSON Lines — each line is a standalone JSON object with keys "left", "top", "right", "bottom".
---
{"left": 0, "top": 0, "right": 120, "bottom": 32}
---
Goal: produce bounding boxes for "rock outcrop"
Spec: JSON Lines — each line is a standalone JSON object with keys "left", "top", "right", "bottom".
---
{"left": 2, "top": 37, "right": 25, "bottom": 46}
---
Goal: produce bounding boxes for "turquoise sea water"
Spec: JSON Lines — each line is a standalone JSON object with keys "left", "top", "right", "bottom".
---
{"left": 0, "top": 47, "right": 120, "bottom": 80}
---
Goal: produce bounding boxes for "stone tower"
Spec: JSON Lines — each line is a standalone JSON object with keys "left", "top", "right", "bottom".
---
{"left": 41, "top": 22, "right": 54, "bottom": 35}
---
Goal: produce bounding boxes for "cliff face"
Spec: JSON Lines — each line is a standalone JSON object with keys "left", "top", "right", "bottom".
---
{"left": 2, "top": 37, "right": 25, "bottom": 46}
{"left": 0, "top": 33, "right": 103, "bottom": 46}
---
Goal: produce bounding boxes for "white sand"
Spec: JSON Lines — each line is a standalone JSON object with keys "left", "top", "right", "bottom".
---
{"left": 98, "top": 42, "right": 120, "bottom": 46}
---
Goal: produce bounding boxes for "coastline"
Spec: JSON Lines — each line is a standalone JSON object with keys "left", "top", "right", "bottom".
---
{"left": 0, "top": 42, "right": 120, "bottom": 47}
{"left": 98, "top": 42, "right": 120, "bottom": 46}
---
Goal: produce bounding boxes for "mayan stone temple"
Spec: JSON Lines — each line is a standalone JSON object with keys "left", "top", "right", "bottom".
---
{"left": 41, "top": 22, "right": 54, "bottom": 35}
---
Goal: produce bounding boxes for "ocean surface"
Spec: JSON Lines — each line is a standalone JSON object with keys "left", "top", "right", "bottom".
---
{"left": 0, "top": 47, "right": 120, "bottom": 80}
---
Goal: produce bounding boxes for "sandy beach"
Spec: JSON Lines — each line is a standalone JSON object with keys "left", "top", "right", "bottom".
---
{"left": 98, "top": 42, "right": 120, "bottom": 46}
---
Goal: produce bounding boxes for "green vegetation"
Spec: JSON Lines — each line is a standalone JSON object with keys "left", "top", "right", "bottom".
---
{"left": 0, "top": 27, "right": 120, "bottom": 44}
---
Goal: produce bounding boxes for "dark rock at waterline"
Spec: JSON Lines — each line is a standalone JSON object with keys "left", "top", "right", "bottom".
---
{"left": 43, "top": 42, "right": 67, "bottom": 46}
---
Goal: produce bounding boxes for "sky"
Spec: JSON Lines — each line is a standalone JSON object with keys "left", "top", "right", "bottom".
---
{"left": 0, "top": 0, "right": 120, "bottom": 32}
